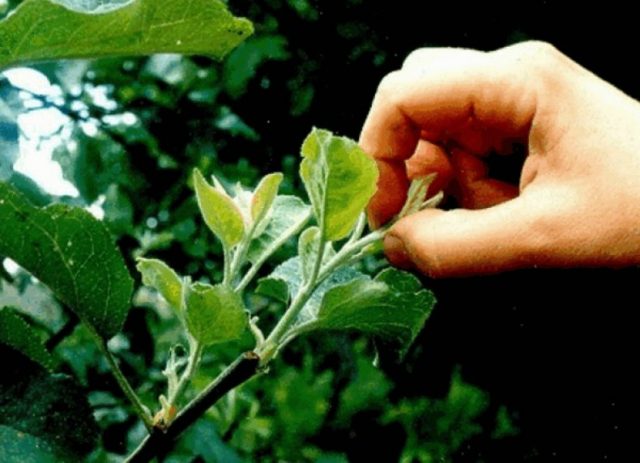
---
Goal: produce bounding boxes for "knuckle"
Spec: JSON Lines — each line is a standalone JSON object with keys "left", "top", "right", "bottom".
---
{"left": 495, "top": 40, "right": 573, "bottom": 92}
{"left": 508, "top": 40, "right": 566, "bottom": 74}
{"left": 376, "top": 70, "right": 404, "bottom": 97}
{"left": 402, "top": 48, "right": 429, "bottom": 69}
{"left": 514, "top": 40, "right": 561, "bottom": 60}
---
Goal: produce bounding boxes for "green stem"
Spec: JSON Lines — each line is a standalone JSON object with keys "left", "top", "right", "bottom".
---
{"left": 347, "top": 212, "right": 367, "bottom": 245}
{"left": 93, "top": 333, "right": 153, "bottom": 430}
{"left": 257, "top": 227, "right": 326, "bottom": 364}
{"left": 167, "top": 339, "right": 203, "bottom": 408}
{"left": 317, "top": 229, "right": 384, "bottom": 283}
{"left": 222, "top": 245, "right": 233, "bottom": 286}
{"left": 256, "top": 228, "right": 385, "bottom": 364}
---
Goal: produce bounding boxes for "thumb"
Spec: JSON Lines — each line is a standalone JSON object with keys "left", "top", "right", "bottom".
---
{"left": 384, "top": 190, "right": 552, "bottom": 277}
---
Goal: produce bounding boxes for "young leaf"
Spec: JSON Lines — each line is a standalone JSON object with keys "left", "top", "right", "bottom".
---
{"left": 398, "top": 174, "right": 435, "bottom": 218}
{"left": 0, "top": 0, "right": 253, "bottom": 70}
{"left": 0, "top": 307, "right": 54, "bottom": 370}
{"left": 193, "top": 169, "right": 245, "bottom": 248}
{"left": 136, "top": 258, "right": 182, "bottom": 314}
{"left": 0, "top": 182, "right": 133, "bottom": 339}
{"left": 246, "top": 195, "right": 311, "bottom": 265}
{"left": 251, "top": 172, "right": 283, "bottom": 229}
{"left": 256, "top": 256, "right": 361, "bottom": 322}
{"left": 184, "top": 282, "right": 247, "bottom": 345}
{"left": 0, "top": 346, "right": 99, "bottom": 461}
{"left": 299, "top": 128, "right": 378, "bottom": 241}
{"left": 294, "top": 268, "right": 435, "bottom": 355}
{"left": 397, "top": 174, "right": 444, "bottom": 219}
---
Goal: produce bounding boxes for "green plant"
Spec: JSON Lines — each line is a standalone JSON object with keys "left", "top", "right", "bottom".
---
{"left": 0, "top": 2, "right": 440, "bottom": 461}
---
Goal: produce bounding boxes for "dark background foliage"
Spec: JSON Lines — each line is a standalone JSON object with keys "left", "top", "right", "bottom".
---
{"left": 1, "top": 0, "right": 637, "bottom": 461}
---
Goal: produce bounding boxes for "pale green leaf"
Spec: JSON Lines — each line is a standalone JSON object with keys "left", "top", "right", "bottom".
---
{"left": 246, "top": 195, "right": 311, "bottom": 265}
{"left": 0, "top": 182, "right": 133, "bottom": 339}
{"left": 0, "top": 307, "right": 54, "bottom": 370}
{"left": 184, "top": 282, "right": 247, "bottom": 345}
{"left": 136, "top": 257, "right": 182, "bottom": 313}
{"left": 397, "top": 174, "right": 443, "bottom": 219}
{"left": 256, "top": 257, "right": 361, "bottom": 324}
{"left": 251, "top": 172, "right": 282, "bottom": 230}
{"left": 299, "top": 128, "right": 378, "bottom": 241}
{"left": 296, "top": 268, "right": 435, "bottom": 355}
{"left": 193, "top": 168, "right": 245, "bottom": 248}
{"left": 398, "top": 174, "right": 434, "bottom": 218}
{"left": 0, "top": 0, "right": 253, "bottom": 70}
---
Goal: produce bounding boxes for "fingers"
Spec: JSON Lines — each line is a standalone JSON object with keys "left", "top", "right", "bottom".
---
{"left": 361, "top": 44, "right": 544, "bottom": 227}
{"left": 367, "top": 159, "right": 409, "bottom": 229}
{"left": 384, "top": 190, "right": 551, "bottom": 277}
{"left": 359, "top": 47, "right": 538, "bottom": 162}
{"left": 450, "top": 149, "right": 518, "bottom": 209}
{"left": 368, "top": 140, "right": 454, "bottom": 228}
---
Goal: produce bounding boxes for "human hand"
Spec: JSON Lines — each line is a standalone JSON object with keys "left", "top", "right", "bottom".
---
{"left": 361, "top": 41, "right": 640, "bottom": 277}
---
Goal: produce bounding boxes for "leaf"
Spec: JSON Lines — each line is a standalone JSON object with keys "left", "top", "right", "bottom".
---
{"left": 193, "top": 168, "right": 245, "bottom": 248}
{"left": 0, "top": 426, "right": 59, "bottom": 463}
{"left": 0, "top": 346, "right": 99, "bottom": 460}
{"left": 136, "top": 257, "right": 182, "bottom": 313}
{"left": 398, "top": 174, "right": 434, "bottom": 218}
{"left": 397, "top": 174, "right": 443, "bottom": 219}
{"left": 296, "top": 268, "right": 435, "bottom": 355}
{"left": 299, "top": 128, "right": 378, "bottom": 241}
{"left": 246, "top": 195, "right": 311, "bottom": 265}
{"left": 0, "top": 307, "right": 54, "bottom": 370}
{"left": 251, "top": 172, "right": 282, "bottom": 228}
{"left": 0, "top": 0, "right": 253, "bottom": 70}
{"left": 184, "top": 282, "right": 247, "bottom": 345}
{"left": 0, "top": 182, "right": 133, "bottom": 339}
{"left": 256, "top": 256, "right": 361, "bottom": 324}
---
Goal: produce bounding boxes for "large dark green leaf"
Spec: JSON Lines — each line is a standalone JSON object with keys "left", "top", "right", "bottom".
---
{"left": 0, "top": 346, "right": 98, "bottom": 461}
{"left": 0, "top": 306, "right": 54, "bottom": 370}
{"left": 0, "top": 182, "right": 133, "bottom": 338}
{"left": 0, "top": 0, "right": 253, "bottom": 70}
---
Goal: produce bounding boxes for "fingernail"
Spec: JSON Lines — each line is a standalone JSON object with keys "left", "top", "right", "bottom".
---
{"left": 384, "top": 234, "right": 414, "bottom": 269}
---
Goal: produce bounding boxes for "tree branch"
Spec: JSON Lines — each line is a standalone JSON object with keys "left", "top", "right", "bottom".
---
{"left": 125, "top": 352, "right": 261, "bottom": 463}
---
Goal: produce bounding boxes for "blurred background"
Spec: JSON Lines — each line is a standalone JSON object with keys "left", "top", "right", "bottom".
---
{"left": 1, "top": 1, "right": 637, "bottom": 461}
